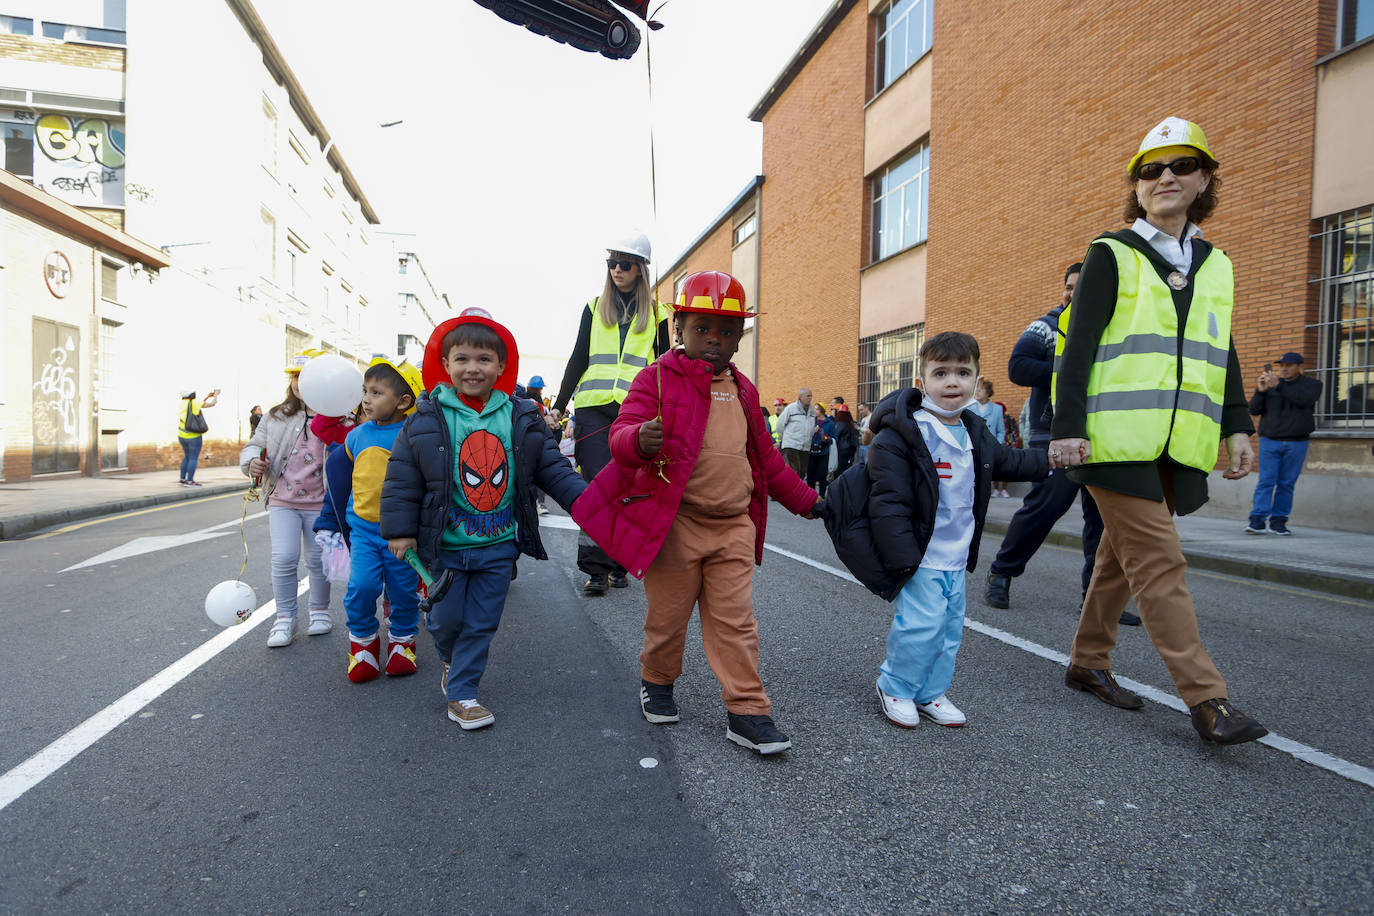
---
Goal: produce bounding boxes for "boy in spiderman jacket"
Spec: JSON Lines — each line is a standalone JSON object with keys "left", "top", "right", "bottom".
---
{"left": 381, "top": 309, "right": 586, "bottom": 730}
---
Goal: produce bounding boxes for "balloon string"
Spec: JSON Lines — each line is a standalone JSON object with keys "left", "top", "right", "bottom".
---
{"left": 240, "top": 479, "right": 262, "bottom": 580}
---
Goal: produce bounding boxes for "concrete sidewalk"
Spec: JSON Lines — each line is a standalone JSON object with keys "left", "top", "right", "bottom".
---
{"left": 0, "top": 466, "right": 249, "bottom": 539}
{"left": 983, "top": 493, "right": 1374, "bottom": 602}
{"left": 1, "top": 466, "right": 1370, "bottom": 602}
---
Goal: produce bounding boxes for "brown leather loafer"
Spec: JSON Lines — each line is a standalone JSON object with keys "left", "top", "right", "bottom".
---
{"left": 1189, "top": 698, "right": 1268, "bottom": 745}
{"left": 1065, "top": 664, "right": 1144, "bottom": 710}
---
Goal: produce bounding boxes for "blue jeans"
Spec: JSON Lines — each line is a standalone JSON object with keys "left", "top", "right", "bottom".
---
{"left": 178, "top": 435, "right": 202, "bottom": 482}
{"left": 427, "top": 539, "right": 519, "bottom": 700}
{"left": 343, "top": 519, "right": 420, "bottom": 641}
{"left": 1250, "top": 438, "right": 1310, "bottom": 522}
{"left": 878, "top": 567, "right": 966, "bottom": 704}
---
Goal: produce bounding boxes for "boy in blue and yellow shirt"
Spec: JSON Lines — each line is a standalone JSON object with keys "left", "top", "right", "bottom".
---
{"left": 314, "top": 358, "right": 424, "bottom": 683}
{"left": 382, "top": 308, "right": 585, "bottom": 730}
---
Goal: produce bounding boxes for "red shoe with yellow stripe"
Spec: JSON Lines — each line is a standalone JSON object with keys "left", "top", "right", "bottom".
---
{"left": 385, "top": 636, "right": 419, "bottom": 677}
{"left": 347, "top": 633, "right": 381, "bottom": 683}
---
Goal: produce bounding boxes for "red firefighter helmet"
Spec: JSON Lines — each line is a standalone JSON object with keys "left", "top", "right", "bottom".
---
{"left": 422, "top": 307, "right": 520, "bottom": 395}
{"left": 674, "top": 270, "right": 760, "bottom": 317}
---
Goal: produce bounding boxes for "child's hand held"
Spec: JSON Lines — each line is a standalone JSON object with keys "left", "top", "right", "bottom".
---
{"left": 388, "top": 537, "right": 417, "bottom": 561}
{"left": 639, "top": 418, "right": 664, "bottom": 456}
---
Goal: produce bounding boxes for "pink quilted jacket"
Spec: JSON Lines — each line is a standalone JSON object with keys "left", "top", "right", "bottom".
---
{"left": 572, "top": 348, "right": 818, "bottom": 578}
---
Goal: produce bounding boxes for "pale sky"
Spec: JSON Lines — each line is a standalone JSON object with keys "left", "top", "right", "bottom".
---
{"left": 254, "top": 0, "right": 836, "bottom": 387}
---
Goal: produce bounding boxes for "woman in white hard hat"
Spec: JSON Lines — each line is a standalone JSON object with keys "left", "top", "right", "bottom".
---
{"left": 1049, "top": 117, "right": 1266, "bottom": 746}
{"left": 552, "top": 231, "right": 671, "bottom": 596}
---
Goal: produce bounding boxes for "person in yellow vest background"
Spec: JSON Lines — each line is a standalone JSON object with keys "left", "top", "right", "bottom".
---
{"left": 177, "top": 387, "right": 220, "bottom": 486}
{"left": 552, "top": 231, "right": 671, "bottom": 596}
{"left": 1050, "top": 117, "right": 1266, "bottom": 747}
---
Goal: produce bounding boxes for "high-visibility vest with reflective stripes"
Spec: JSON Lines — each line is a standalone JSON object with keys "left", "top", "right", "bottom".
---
{"left": 573, "top": 297, "right": 663, "bottom": 409}
{"left": 1053, "top": 237, "right": 1233, "bottom": 472}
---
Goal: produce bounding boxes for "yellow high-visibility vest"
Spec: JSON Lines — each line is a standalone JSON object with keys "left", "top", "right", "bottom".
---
{"left": 573, "top": 297, "right": 662, "bottom": 409}
{"left": 1053, "top": 237, "right": 1232, "bottom": 472}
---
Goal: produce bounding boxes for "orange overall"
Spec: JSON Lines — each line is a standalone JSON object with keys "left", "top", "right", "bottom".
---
{"left": 641, "top": 372, "right": 771, "bottom": 715}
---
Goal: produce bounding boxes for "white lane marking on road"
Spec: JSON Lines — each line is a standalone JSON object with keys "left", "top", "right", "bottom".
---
{"left": 764, "top": 543, "right": 1374, "bottom": 791}
{"left": 0, "top": 578, "right": 305, "bottom": 814}
{"left": 538, "top": 515, "right": 579, "bottom": 531}
{"left": 59, "top": 512, "right": 267, "bottom": 573}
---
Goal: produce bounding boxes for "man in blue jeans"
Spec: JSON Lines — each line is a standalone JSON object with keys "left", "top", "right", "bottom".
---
{"left": 1246, "top": 351, "right": 1321, "bottom": 535}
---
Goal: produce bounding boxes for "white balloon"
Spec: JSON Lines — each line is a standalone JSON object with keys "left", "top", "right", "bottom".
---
{"left": 297, "top": 354, "right": 363, "bottom": 417}
{"left": 206, "top": 580, "right": 257, "bottom": 627}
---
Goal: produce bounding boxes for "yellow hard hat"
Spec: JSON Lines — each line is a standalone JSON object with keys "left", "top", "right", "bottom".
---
{"left": 368, "top": 356, "right": 424, "bottom": 414}
{"left": 1126, "top": 117, "right": 1217, "bottom": 177}
{"left": 284, "top": 347, "right": 325, "bottom": 374}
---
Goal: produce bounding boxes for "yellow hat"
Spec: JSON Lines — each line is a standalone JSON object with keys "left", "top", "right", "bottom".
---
{"left": 285, "top": 347, "right": 325, "bottom": 374}
{"left": 1126, "top": 118, "right": 1217, "bottom": 177}
{"left": 368, "top": 356, "right": 424, "bottom": 414}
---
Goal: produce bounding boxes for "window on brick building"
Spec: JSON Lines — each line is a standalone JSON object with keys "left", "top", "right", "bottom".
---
{"left": 872, "top": 142, "right": 930, "bottom": 261}
{"left": 1313, "top": 206, "right": 1374, "bottom": 431}
{"left": 875, "top": 0, "right": 933, "bottom": 93}
{"left": 734, "top": 214, "right": 757, "bottom": 246}
{"left": 1339, "top": 0, "right": 1373, "bottom": 47}
{"left": 0, "top": 15, "right": 34, "bottom": 35}
{"left": 858, "top": 323, "right": 924, "bottom": 407}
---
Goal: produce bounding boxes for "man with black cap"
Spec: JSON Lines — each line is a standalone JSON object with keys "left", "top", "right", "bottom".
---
{"left": 1246, "top": 351, "right": 1322, "bottom": 535}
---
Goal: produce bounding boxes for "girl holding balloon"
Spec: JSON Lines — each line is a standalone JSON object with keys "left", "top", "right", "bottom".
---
{"left": 239, "top": 349, "right": 333, "bottom": 647}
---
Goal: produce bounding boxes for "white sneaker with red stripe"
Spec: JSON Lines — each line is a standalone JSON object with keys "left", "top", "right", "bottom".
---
{"left": 347, "top": 632, "right": 381, "bottom": 683}
{"left": 917, "top": 694, "right": 966, "bottom": 727}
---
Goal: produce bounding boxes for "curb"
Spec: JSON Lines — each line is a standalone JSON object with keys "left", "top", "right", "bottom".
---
{"left": 983, "top": 520, "right": 1374, "bottom": 604}
{"left": 0, "top": 483, "right": 247, "bottom": 540}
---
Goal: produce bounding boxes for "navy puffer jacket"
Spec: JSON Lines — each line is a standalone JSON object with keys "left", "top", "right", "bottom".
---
{"left": 380, "top": 392, "right": 585, "bottom": 568}
{"left": 867, "top": 388, "right": 1048, "bottom": 574}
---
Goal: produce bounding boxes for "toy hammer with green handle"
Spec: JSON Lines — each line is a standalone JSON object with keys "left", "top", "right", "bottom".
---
{"left": 402, "top": 548, "right": 454, "bottom": 613}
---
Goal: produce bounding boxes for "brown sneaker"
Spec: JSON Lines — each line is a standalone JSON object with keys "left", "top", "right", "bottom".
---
{"left": 447, "top": 699, "right": 495, "bottom": 730}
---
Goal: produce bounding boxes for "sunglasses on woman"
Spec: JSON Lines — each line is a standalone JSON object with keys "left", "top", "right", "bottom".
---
{"left": 1134, "top": 156, "right": 1202, "bottom": 181}
{"left": 606, "top": 257, "right": 639, "bottom": 271}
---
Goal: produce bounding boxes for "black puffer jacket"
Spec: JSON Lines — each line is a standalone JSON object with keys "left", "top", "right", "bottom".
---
{"left": 381, "top": 393, "right": 586, "bottom": 568}
{"left": 867, "top": 388, "right": 1048, "bottom": 574}
{"left": 1248, "top": 375, "right": 1321, "bottom": 440}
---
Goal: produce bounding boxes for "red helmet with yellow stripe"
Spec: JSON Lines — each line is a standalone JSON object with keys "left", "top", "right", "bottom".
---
{"left": 675, "top": 270, "right": 759, "bottom": 318}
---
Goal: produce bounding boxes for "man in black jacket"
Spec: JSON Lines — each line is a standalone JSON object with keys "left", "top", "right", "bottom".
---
{"left": 982, "top": 264, "right": 1133, "bottom": 624}
{"left": 1246, "top": 351, "right": 1322, "bottom": 535}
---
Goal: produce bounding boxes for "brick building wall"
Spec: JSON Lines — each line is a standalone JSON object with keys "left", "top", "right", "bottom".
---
{"left": 927, "top": 0, "right": 1329, "bottom": 420}
{"left": 755, "top": 3, "right": 867, "bottom": 407}
{"left": 0, "top": 33, "right": 124, "bottom": 70}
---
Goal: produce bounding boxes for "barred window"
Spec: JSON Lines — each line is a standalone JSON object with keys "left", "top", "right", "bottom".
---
{"left": 858, "top": 323, "right": 924, "bottom": 408}
{"left": 1312, "top": 206, "right": 1373, "bottom": 431}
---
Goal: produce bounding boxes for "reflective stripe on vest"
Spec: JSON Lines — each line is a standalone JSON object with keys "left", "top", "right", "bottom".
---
{"left": 1052, "top": 237, "right": 1233, "bottom": 472}
{"left": 574, "top": 297, "right": 661, "bottom": 408}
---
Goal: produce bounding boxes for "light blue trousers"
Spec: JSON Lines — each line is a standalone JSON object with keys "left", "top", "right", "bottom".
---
{"left": 267, "top": 505, "right": 329, "bottom": 621}
{"left": 878, "top": 567, "right": 966, "bottom": 704}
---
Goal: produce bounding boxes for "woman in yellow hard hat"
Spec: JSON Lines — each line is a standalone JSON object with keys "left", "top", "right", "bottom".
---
{"left": 240, "top": 349, "right": 333, "bottom": 647}
{"left": 551, "top": 231, "right": 671, "bottom": 596}
{"left": 1049, "top": 117, "right": 1266, "bottom": 746}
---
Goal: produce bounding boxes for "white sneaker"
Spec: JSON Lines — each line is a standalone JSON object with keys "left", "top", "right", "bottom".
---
{"left": 266, "top": 618, "right": 294, "bottom": 648}
{"left": 307, "top": 611, "right": 333, "bottom": 636}
{"left": 917, "top": 694, "right": 966, "bottom": 727}
{"left": 536, "top": 504, "right": 549, "bottom": 516}
{"left": 876, "top": 682, "right": 919, "bottom": 727}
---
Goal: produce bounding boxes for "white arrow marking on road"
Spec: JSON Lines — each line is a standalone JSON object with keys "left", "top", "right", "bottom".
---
{"left": 60, "top": 512, "right": 266, "bottom": 573}
{"left": 763, "top": 543, "right": 1374, "bottom": 791}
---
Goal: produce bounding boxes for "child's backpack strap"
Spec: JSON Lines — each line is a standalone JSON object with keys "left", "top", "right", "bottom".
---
{"left": 821, "top": 461, "right": 910, "bottom": 601}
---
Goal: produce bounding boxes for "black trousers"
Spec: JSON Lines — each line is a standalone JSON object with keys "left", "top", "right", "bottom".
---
{"left": 806, "top": 450, "right": 829, "bottom": 498}
{"left": 989, "top": 444, "right": 1103, "bottom": 597}
{"left": 573, "top": 403, "right": 626, "bottom": 577}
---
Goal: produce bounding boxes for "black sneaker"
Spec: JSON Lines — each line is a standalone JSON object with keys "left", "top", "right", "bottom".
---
{"left": 726, "top": 713, "right": 791, "bottom": 755}
{"left": 609, "top": 572, "right": 630, "bottom": 589}
{"left": 1269, "top": 519, "right": 1292, "bottom": 536}
{"left": 984, "top": 572, "right": 1010, "bottom": 609}
{"left": 1119, "top": 611, "right": 1142, "bottom": 626}
{"left": 583, "top": 573, "right": 608, "bottom": 596}
{"left": 639, "top": 680, "right": 680, "bottom": 724}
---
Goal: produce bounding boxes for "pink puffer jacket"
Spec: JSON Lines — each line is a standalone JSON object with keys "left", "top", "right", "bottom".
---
{"left": 572, "top": 348, "right": 818, "bottom": 578}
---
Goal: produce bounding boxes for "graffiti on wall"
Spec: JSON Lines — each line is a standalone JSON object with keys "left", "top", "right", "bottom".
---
{"left": 33, "top": 115, "right": 125, "bottom": 207}
{"left": 32, "top": 320, "right": 82, "bottom": 474}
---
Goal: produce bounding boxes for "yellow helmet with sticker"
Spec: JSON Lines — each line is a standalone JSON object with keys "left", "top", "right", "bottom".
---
{"left": 368, "top": 356, "right": 424, "bottom": 414}
{"left": 284, "top": 347, "right": 326, "bottom": 374}
{"left": 1126, "top": 117, "right": 1217, "bottom": 177}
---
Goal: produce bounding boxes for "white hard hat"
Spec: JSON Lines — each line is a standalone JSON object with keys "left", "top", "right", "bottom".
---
{"left": 607, "top": 230, "right": 651, "bottom": 264}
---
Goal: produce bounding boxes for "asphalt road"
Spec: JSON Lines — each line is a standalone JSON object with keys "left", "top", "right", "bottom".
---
{"left": 1, "top": 493, "right": 1371, "bottom": 914}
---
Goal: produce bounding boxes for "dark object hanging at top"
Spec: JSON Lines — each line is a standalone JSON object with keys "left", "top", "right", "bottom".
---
{"left": 472, "top": 0, "right": 663, "bottom": 60}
